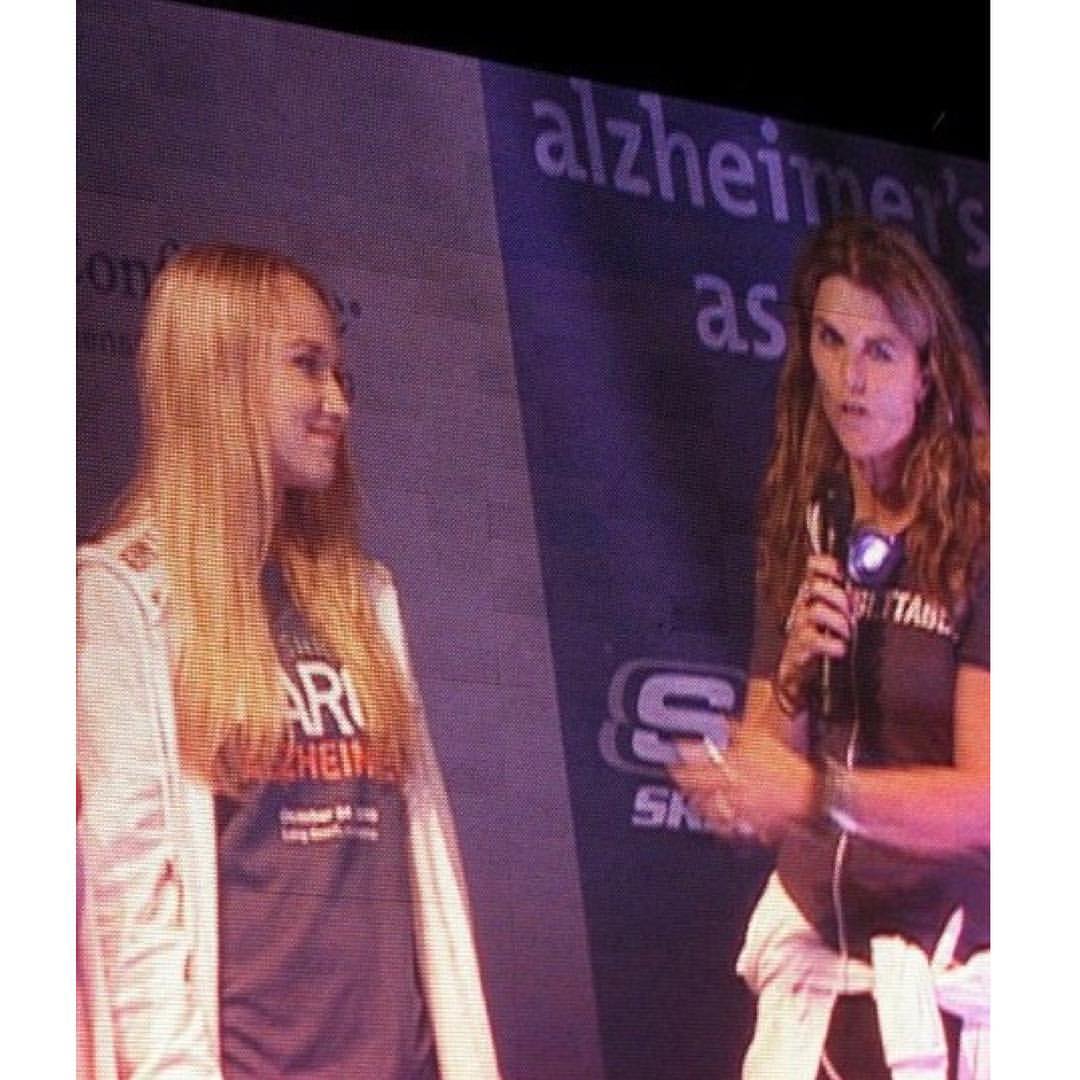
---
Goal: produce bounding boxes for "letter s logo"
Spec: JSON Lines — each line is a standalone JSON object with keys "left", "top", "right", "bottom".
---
{"left": 599, "top": 659, "right": 744, "bottom": 779}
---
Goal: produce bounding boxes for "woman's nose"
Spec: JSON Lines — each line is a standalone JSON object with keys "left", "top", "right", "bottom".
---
{"left": 322, "top": 371, "right": 350, "bottom": 418}
{"left": 841, "top": 346, "right": 866, "bottom": 392}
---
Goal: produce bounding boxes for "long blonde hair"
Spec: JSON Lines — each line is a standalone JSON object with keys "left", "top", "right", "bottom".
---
{"left": 112, "top": 244, "right": 415, "bottom": 789}
{"left": 758, "top": 218, "right": 989, "bottom": 624}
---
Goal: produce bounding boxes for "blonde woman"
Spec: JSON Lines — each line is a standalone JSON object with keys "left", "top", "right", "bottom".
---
{"left": 77, "top": 245, "right": 500, "bottom": 1079}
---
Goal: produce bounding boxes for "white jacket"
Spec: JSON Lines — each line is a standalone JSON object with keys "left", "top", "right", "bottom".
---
{"left": 737, "top": 872, "right": 989, "bottom": 1080}
{"left": 76, "top": 528, "right": 501, "bottom": 1080}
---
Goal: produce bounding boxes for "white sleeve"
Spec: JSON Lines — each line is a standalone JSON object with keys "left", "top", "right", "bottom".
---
{"left": 77, "top": 565, "right": 221, "bottom": 1079}
{"left": 369, "top": 568, "right": 503, "bottom": 1080}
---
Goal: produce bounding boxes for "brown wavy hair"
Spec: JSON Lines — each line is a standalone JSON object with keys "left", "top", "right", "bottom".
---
{"left": 757, "top": 218, "right": 989, "bottom": 626}
{"left": 110, "top": 244, "right": 417, "bottom": 789}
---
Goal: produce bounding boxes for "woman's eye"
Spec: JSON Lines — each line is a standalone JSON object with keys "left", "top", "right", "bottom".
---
{"left": 293, "top": 353, "right": 322, "bottom": 376}
{"left": 869, "top": 342, "right": 894, "bottom": 362}
{"left": 817, "top": 324, "right": 841, "bottom": 346}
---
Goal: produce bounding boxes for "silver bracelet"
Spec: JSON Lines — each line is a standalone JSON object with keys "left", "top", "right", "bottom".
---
{"left": 822, "top": 757, "right": 863, "bottom": 835}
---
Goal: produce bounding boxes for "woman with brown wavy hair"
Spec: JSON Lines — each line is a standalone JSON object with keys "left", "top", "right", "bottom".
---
{"left": 672, "top": 218, "right": 989, "bottom": 1080}
{"left": 77, "top": 245, "right": 500, "bottom": 1079}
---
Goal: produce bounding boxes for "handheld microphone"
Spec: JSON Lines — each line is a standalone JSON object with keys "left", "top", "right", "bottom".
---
{"left": 817, "top": 472, "right": 852, "bottom": 720}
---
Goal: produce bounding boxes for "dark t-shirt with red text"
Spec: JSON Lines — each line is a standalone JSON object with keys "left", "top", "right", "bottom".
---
{"left": 215, "top": 564, "right": 437, "bottom": 1078}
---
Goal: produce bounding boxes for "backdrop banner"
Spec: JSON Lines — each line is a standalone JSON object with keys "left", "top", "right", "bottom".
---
{"left": 479, "top": 61, "right": 988, "bottom": 1078}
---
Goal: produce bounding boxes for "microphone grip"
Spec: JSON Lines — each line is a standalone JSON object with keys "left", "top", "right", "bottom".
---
{"left": 813, "top": 470, "right": 852, "bottom": 728}
{"left": 820, "top": 518, "right": 841, "bottom": 721}
{"left": 821, "top": 655, "right": 834, "bottom": 719}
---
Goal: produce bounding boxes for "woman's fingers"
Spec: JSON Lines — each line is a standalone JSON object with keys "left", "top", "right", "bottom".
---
{"left": 779, "top": 554, "right": 855, "bottom": 692}
{"left": 806, "top": 553, "right": 843, "bottom": 581}
{"left": 789, "top": 589, "right": 850, "bottom": 651}
{"left": 805, "top": 596, "right": 851, "bottom": 640}
{"left": 670, "top": 752, "right": 737, "bottom": 825}
{"left": 790, "top": 616, "right": 849, "bottom": 663}
{"left": 804, "top": 570, "right": 851, "bottom": 623}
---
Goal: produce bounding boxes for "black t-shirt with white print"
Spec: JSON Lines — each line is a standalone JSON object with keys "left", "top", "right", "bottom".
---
{"left": 215, "top": 563, "right": 438, "bottom": 1079}
{"left": 750, "top": 555, "right": 990, "bottom": 961}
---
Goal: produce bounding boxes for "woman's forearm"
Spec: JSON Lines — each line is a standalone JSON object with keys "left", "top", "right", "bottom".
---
{"left": 821, "top": 761, "right": 988, "bottom": 855}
